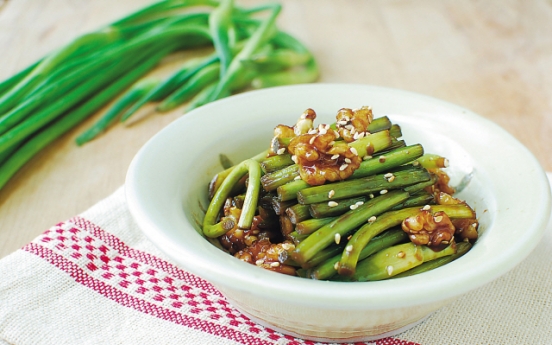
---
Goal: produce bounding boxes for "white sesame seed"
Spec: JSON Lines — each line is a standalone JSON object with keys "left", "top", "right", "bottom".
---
{"left": 339, "top": 164, "right": 349, "bottom": 171}
{"left": 334, "top": 131, "right": 340, "bottom": 139}
{"left": 345, "top": 245, "right": 353, "bottom": 252}
{"left": 412, "top": 161, "right": 420, "bottom": 166}
{"left": 308, "top": 129, "right": 317, "bottom": 135}
{"left": 328, "top": 201, "right": 339, "bottom": 207}
{"left": 363, "top": 155, "right": 372, "bottom": 161}
{"left": 357, "top": 132, "right": 365, "bottom": 139}
{"left": 397, "top": 251, "right": 405, "bottom": 258}
{"left": 388, "top": 175, "right": 396, "bottom": 182}
{"left": 331, "top": 154, "right": 340, "bottom": 160}
{"left": 270, "top": 262, "right": 280, "bottom": 267}
{"left": 294, "top": 175, "right": 301, "bottom": 180}
{"left": 369, "top": 193, "right": 374, "bottom": 199}
{"left": 350, "top": 127, "right": 357, "bottom": 135}
{"left": 329, "top": 141, "right": 335, "bottom": 146}
{"left": 291, "top": 155, "right": 298, "bottom": 163}
{"left": 319, "top": 127, "right": 327, "bottom": 135}
{"left": 337, "top": 120, "right": 348, "bottom": 125}
{"left": 384, "top": 173, "right": 394, "bottom": 178}
{"left": 368, "top": 216, "right": 376, "bottom": 223}
{"left": 334, "top": 233, "right": 341, "bottom": 244}
{"left": 444, "top": 158, "right": 450, "bottom": 168}
{"left": 328, "top": 190, "right": 335, "bottom": 198}
{"left": 333, "top": 262, "right": 340, "bottom": 270}
{"left": 344, "top": 158, "right": 352, "bottom": 164}
{"left": 353, "top": 132, "right": 359, "bottom": 140}
{"left": 471, "top": 222, "right": 478, "bottom": 228}
{"left": 355, "top": 201, "right": 364, "bottom": 206}
{"left": 422, "top": 205, "right": 431, "bottom": 211}
{"left": 350, "top": 147, "right": 358, "bottom": 156}
{"left": 380, "top": 189, "right": 388, "bottom": 195}
{"left": 386, "top": 265, "right": 394, "bottom": 276}
{"left": 349, "top": 204, "right": 358, "bottom": 210}
{"left": 434, "top": 215, "right": 443, "bottom": 222}
{"left": 276, "top": 148, "right": 286, "bottom": 155}
{"left": 255, "top": 259, "right": 264, "bottom": 266}
{"left": 309, "top": 136, "right": 316, "bottom": 145}
{"left": 345, "top": 124, "right": 353, "bottom": 130}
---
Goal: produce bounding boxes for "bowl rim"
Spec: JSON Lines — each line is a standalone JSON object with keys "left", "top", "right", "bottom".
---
{"left": 125, "top": 83, "right": 552, "bottom": 309}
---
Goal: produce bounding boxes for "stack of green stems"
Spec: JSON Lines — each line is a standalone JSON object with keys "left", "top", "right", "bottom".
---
{"left": 204, "top": 114, "right": 478, "bottom": 280}
{"left": 0, "top": 0, "right": 320, "bottom": 192}
{"left": 79, "top": 3, "right": 319, "bottom": 141}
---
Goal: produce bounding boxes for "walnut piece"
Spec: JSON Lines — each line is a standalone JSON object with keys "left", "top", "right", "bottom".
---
{"left": 435, "top": 192, "right": 479, "bottom": 242}
{"left": 269, "top": 106, "right": 379, "bottom": 185}
{"left": 335, "top": 106, "right": 374, "bottom": 143}
{"left": 401, "top": 210, "right": 456, "bottom": 248}
{"left": 287, "top": 129, "right": 362, "bottom": 185}
{"left": 218, "top": 198, "right": 280, "bottom": 254}
{"left": 234, "top": 239, "right": 297, "bottom": 275}
{"left": 270, "top": 108, "right": 317, "bottom": 155}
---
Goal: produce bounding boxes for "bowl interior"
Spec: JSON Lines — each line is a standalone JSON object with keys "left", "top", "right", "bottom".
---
{"left": 126, "top": 84, "right": 551, "bottom": 309}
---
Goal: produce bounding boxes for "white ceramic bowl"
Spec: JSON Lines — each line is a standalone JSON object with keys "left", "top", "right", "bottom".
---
{"left": 125, "top": 84, "right": 551, "bottom": 342}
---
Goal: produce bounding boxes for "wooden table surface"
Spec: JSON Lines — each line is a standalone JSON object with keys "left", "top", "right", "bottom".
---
{"left": 1, "top": 0, "right": 551, "bottom": 259}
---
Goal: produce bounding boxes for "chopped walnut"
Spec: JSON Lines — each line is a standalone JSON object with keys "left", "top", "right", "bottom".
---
{"left": 335, "top": 106, "right": 373, "bottom": 142}
{"left": 235, "top": 239, "right": 297, "bottom": 275}
{"left": 269, "top": 106, "right": 378, "bottom": 185}
{"left": 294, "top": 108, "right": 317, "bottom": 135}
{"left": 435, "top": 192, "right": 479, "bottom": 242}
{"left": 287, "top": 131, "right": 361, "bottom": 185}
{"left": 218, "top": 198, "right": 280, "bottom": 254}
{"left": 272, "top": 124, "right": 295, "bottom": 141}
{"left": 401, "top": 210, "right": 456, "bottom": 248}
{"left": 270, "top": 109, "right": 316, "bottom": 155}
{"left": 433, "top": 169, "right": 456, "bottom": 195}
{"left": 452, "top": 218, "right": 479, "bottom": 242}
{"left": 423, "top": 169, "right": 456, "bottom": 197}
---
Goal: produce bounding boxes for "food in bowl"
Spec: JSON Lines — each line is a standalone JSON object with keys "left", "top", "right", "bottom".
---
{"left": 202, "top": 106, "right": 479, "bottom": 281}
{"left": 126, "top": 84, "right": 551, "bottom": 342}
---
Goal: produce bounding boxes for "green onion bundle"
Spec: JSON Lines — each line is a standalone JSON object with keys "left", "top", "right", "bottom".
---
{"left": 0, "top": 0, "right": 319, "bottom": 191}
{"left": 202, "top": 107, "right": 479, "bottom": 281}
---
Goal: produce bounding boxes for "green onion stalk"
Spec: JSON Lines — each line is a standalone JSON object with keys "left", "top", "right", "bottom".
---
{"left": 203, "top": 159, "right": 262, "bottom": 238}
{"left": 0, "top": 0, "right": 320, "bottom": 193}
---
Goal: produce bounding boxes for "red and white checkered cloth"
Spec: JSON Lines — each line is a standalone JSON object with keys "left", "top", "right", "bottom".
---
{"left": 1, "top": 174, "right": 551, "bottom": 345}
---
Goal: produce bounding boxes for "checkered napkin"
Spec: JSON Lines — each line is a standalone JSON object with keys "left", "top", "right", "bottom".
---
{"left": 1, "top": 174, "right": 551, "bottom": 345}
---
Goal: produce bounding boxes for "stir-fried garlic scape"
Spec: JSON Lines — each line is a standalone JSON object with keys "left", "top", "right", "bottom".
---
{"left": 202, "top": 107, "right": 478, "bottom": 280}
